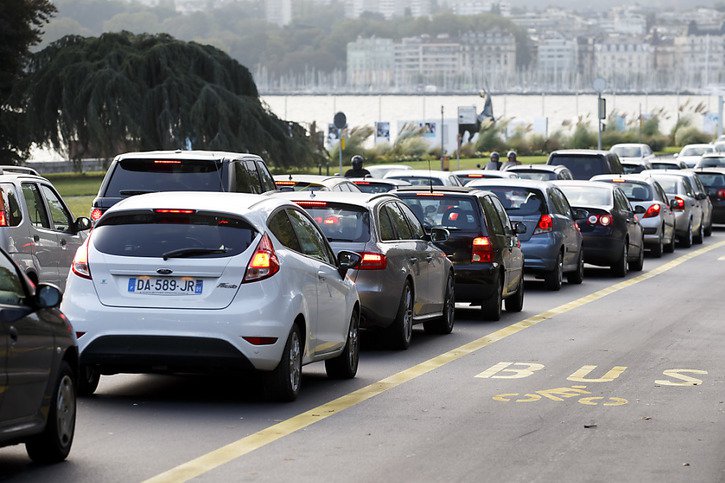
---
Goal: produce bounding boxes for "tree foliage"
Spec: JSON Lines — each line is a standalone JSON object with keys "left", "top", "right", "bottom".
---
{"left": 0, "top": 0, "right": 56, "bottom": 164}
{"left": 19, "top": 32, "right": 325, "bottom": 166}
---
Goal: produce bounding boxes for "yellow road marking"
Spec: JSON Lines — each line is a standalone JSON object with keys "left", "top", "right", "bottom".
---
{"left": 146, "top": 240, "right": 725, "bottom": 482}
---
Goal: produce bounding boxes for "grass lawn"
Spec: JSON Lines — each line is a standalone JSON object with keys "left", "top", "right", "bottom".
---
{"left": 64, "top": 196, "right": 95, "bottom": 218}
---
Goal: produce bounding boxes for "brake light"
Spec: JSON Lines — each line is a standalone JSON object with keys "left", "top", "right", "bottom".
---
{"left": 90, "top": 208, "right": 104, "bottom": 221}
{"left": 296, "top": 201, "right": 328, "bottom": 207}
{"left": 467, "top": 174, "right": 484, "bottom": 178}
{"left": 72, "top": 239, "right": 92, "bottom": 279}
{"left": 154, "top": 160, "right": 181, "bottom": 164}
{"left": 353, "top": 181, "right": 370, "bottom": 185}
{"left": 416, "top": 192, "right": 444, "bottom": 197}
{"left": 472, "top": 236, "right": 493, "bottom": 263}
{"left": 358, "top": 252, "right": 387, "bottom": 270}
{"left": 717, "top": 189, "right": 725, "bottom": 200}
{"left": 672, "top": 196, "right": 685, "bottom": 210}
{"left": 154, "top": 209, "right": 196, "bottom": 214}
{"left": 75, "top": 332, "right": 85, "bottom": 339}
{"left": 643, "top": 203, "right": 661, "bottom": 218}
{"left": 534, "top": 214, "right": 553, "bottom": 234}
{"left": 587, "top": 214, "right": 613, "bottom": 226}
{"left": 324, "top": 216, "right": 340, "bottom": 225}
{"left": 242, "top": 233, "right": 280, "bottom": 283}
{"left": 0, "top": 211, "right": 6, "bottom": 227}
{"left": 276, "top": 181, "right": 295, "bottom": 186}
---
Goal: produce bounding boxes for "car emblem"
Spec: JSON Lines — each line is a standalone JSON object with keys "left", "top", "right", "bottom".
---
{"left": 157, "top": 268, "right": 173, "bottom": 275}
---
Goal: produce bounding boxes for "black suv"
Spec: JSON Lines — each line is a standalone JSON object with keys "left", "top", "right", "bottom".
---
{"left": 90, "top": 150, "right": 276, "bottom": 222}
{"left": 395, "top": 186, "right": 525, "bottom": 321}
{"left": 547, "top": 149, "right": 623, "bottom": 180}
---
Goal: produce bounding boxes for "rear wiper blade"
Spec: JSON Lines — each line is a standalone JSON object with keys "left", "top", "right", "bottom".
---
{"left": 119, "top": 189, "right": 158, "bottom": 196}
{"left": 161, "top": 247, "right": 228, "bottom": 261}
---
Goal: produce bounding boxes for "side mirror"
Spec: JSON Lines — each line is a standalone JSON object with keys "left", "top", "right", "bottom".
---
{"left": 633, "top": 205, "right": 646, "bottom": 214}
{"left": 696, "top": 192, "right": 707, "bottom": 200}
{"left": 573, "top": 208, "right": 589, "bottom": 220}
{"left": 430, "top": 227, "right": 450, "bottom": 242}
{"left": 74, "top": 216, "right": 92, "bottom": 232}
{"left": 669, "top": 198, "right": 679, "bottom": 209}
{"left": 513, "top": 221, "right": 527, "bottom": 234}
{"left": 674, "top": 152, "right": 679, "bottom": 158}
{"left": 35, "top": 283, "right": 62, "bottom": 309}
{"left": 336, "top": 250, "right": 362, "bottom": 278}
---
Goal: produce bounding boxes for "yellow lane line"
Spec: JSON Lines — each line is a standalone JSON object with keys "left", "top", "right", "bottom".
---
{"left": 145, "top": 240, "right": 725, "bottom": 482}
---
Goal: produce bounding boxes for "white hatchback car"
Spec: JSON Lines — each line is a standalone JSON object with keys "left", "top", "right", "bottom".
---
{"left": 62, "top": 192, "right": 362, "bottom": 401}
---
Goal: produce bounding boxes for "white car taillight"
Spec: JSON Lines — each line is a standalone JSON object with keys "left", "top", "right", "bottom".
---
{"left": 242, "top": 233, "right": 280, "bottom": 283}
{"left": 72, "top": 239, "right": 92, "bottom": 279}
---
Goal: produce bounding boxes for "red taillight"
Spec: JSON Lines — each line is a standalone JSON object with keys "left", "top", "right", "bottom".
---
{"left": 90, "top": 208, "right": 104, "bottom": 221}
{"left": 587, "top": 214, "right": 613, "bottom": 226}
{"left": 472, "top": 236, "right": 493, "bottom": 263}
{"left": 353, "top": 181, "right": 370, "bottom": 185}
{"left": 243, "top": 336, "right": 278, "bottom": 345}
{"left": 72, "top": 239, "right": 92, "bottom": 279}
{"left": 0, "top": 211, "right": 6, "bottom": 227}
{"left": 243, "top": 233, "right": 279, "bottom": 283}
{"left": 643, "top": 203, "right": 661, "bottom": 218}
{"left": 358, "top": 252, "right": 387, "bottom": 270}
{"left": 534, "top": 214, "right": 553, "bottom": 234}
{"left": 75, "top": 332, "right": 86, "bottom": 339}
{"left": 672, "top": 196, "right": 685, "bottom": 210}
{"left": 154, "top": 209, "right": 196, "bottom": 214}
{"left": 296, "top": 201, "right": 328, "bottom": 207}
{"left": 416, "top": 192, "right": 444, "bottom": 197}
{"left": 154, "top": 160, "right": 181, "bottom": 164}
{"left": 717, "top": 189, "right": 725, "bottom": 200}
{"left": 323, "top": 216, "right": 340, "bottom": 225}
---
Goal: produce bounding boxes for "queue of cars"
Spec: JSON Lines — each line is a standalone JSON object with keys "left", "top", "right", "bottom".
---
{"left": 0, "top": 145, "right": 721, "bottom": 463}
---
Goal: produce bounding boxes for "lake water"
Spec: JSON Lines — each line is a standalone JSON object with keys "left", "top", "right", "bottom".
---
{"left": 262, "top": 94, "right": 722, "bottom": 144}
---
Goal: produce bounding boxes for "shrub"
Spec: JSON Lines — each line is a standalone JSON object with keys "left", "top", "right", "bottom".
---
{"left": 674, "top": 126, "right": 711, "bottom": 146}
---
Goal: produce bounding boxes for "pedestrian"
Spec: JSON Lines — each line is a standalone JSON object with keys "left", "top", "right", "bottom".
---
{"left": 502, "top": 150, "right": 521, "bottom": 170}
{"left": 344, "top": 155, "right": 371, "bottom": 178}
{"left": 484, "top": 151, "right": 502, "bottom": 170}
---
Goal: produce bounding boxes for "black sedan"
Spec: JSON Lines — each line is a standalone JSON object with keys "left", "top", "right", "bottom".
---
{"left": 694, "top": 167, "right": 725, "bottom": 225}
{"left": 0, "top": 248, "right": 77, "bottom": 463}
{"left": 395, "top": 186, "right": 525, "bottom": 321}
{"left": 553, "top": 181, "right": 645, "bottom": 277}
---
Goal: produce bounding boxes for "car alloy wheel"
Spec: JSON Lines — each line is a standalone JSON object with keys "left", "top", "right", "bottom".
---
{"left": 611, "top": 242, "right": 628, "bottom": 277}
{"left": 266, "top": 325, "right": 302, "bottom": 402}
{"left": 566, "top": 250, "right": 584, "bottom": 284}
{"left": 424, "top": 274, "right": 455, "bottom": 334}
{"left": 544, "top": 252, "right": 563, "bottom": 291}
{"left": 504, "top": 274, "right": 524, "bottom": 313}
{"left": 325, "top": 310, "right": 360, "bottom": 379}
{"left": 693, "top": 222, "right": 704, "bottom": 244}
{"left": 651, "top": 233, "right": 663, "bottom": 258}
{"left": 629, "top": 239, "right": 644, "bottom": 271}
{"left": 680, "top": 222, "right": 693, "bottom": 248}
{"left": 77, "top": 364, "right": 100, "bottom": 397}
{"left": 481, "top": 273, "right": 503, "bottom": 321}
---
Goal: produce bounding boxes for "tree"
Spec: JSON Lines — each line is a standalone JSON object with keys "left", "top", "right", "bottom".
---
{"left": 19, "top": 32, "right": 326, "bottom": 167}
{"left": 0, "top": 0, "right": 56, "bottom": 164}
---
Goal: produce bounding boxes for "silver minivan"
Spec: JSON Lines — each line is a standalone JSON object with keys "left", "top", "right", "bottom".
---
{"left": 0, "top": 168, "right": 90, "bottom": 289}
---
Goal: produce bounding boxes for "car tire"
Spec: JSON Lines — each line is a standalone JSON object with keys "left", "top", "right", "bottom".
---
{"left": 650, "top": 233, "right": 664, "bottom": 258}
{"left": 704, "top": 222, "right": 712, "bottom": 237}
{"left": 543, "top": 252, "right": 563, "bottom": 291}
{"left": 325, "top": 310, "right": 360, "bottom": 379}
{"left": 629, "top": 240, "right": 644, "bottom": 272}
{"left": 265, "top": 324, "right": 302, "bottom": 402}
{"left": 25, "top": 361, "right": 76, "bottom": 464}
{"left": 504, "top": 274, "right": 524, "bottom": 313}
{"left": 611, "top": 242, "right": 628, "bottom": 277}
{"left": 566, "top": 250, "right": 584, "bottom": 284}
{"left": 387, "top": 281, "right": 413, "bottom": 350}
{"left": 679, "top": 222, "right": 693, "bottom": 248}
{"left": 424, "top": 273, "right": 455, "bottom": 334}
{"left": 77, "top": 364, "right": 100, "bottom": 397}
{"left": 693, "top": 222, "right": 704, "bottom": 244}
{"left": 664, "top": 231, "right": 676, "bottom": 253}
{"left": 481, "top": 273, "right": 502, "bottom": 321}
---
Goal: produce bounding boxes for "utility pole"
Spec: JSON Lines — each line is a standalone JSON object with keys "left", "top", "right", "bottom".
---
{"left": 440, "top": 105, "right": 445, "bottom": 170}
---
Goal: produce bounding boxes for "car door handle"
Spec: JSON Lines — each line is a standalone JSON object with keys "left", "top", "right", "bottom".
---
{"left": 425, "top": 256, "right": 433, "bottom": 262}
{"left": 60, "top": 238, "right": 67, "bottom": 246}
{"left": 409, "top": 257, "right": 418, "bottom": 264}
{"left": 317, "top": 271, "right": 326, "bottom": 281}
{"left": 9, "top": 326, "right": 17, "bottom": 342}
{"left": 33, "top": 235, "right": 40, "bottom": 242}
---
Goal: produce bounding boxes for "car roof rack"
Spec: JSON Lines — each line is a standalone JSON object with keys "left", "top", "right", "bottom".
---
{"left": 0, "top": 166, "right": 40, "bottom": 176}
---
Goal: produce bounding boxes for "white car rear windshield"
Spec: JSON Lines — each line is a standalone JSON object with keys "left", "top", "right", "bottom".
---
{"left": 93, "top": 212, "right": 256, "bottom": 258}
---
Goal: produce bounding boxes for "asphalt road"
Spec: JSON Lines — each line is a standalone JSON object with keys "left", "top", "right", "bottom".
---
{"left": 2, "top": 230, "right": 724, "bottom": 482}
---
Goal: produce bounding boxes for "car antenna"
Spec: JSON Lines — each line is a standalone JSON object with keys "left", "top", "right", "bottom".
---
{"left": 427, "top": 155, "right": 434, "bottom": 194}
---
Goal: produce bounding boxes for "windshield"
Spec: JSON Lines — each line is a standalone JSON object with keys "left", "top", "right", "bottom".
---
{"left": 600, "top": 181, "right": 652, "bottom": 201}
{"left": 697, "top": 157, "right": 725, "bottom": 168}
{"left": 389, "top": 176, "right": 443, "bottom": 186}
{"left": 558, "top": 185, "right": 612, "bottom": 206}
{"left": 486, "top": 187, "right": 546, "bottom": 215}
{"left": 513, "top": 170, "right": 556, "bottom": 181}
{"left": 681, "top": 147, "right": 711, "bottom": 156}
{"left": 651, "top": 162, "right": 682, "bottom": 170}
{"left": 93, "top": 212, "right": 255, "bottom": 258}
{"left": 549, "top": 154, "right": 608, "bottom": 180}
{"left": 612, "top": 146, "right": 642, "bottom": 158}
{"left": 105, "top": 158, "right": 225, "bottom": 197}
{"left": 649, "top": 176, "right": 682, "bottom": 194}
{"left": 301, "top": 204, "right": 370, "bottom": 243}
{"left": 352, "top": 182, "right": 396, "bottom": 193}
{"left": 399, "top": 196, "right": 481, "bottom": 231}
{"left": 696, "top": 173, "right": 725, "bottom": 189}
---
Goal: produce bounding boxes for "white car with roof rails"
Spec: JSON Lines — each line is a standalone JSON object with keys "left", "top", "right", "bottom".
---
{"left": 274, "top": 174, "right": 361, "bottom": 192}
{"left": 384, "top": 169, "right": 463, "bottom": 187}
{"left": 62, "top": 192, "right": 362, "bottom": 401}
{"left": 675, "top": 143, "right": 715, "bottom": 168}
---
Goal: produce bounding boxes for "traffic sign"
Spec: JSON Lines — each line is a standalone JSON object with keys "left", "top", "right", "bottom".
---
{"left": 333, "top": 112, "right": 347, "bottom": 129}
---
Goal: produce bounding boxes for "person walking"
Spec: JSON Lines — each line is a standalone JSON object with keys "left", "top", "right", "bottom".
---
{"left": 484, "top": 151, "right": 502, "bottom": 170}
{"left": 344, "top": 155, "right": 371, "bottom": 178}
{"left": 501, "top": 150, "right": 521, "bottom": 170}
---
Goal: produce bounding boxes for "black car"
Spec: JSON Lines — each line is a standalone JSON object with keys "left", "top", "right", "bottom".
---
{"left": 0, "top": 248, "right": 76, "bottom": 463}
{"left": 553, "top": 181, "right": 645, "bottom": 277}
{"left": 547, "top": 150, "right": 624, "bottom": 180}
{"left": 504, "top": 164, "right": 574, "bottom": 181}
{"left": 90, "top": 150, "right": 276, "bottom": 222}
{"left": 349, "top": 178, "right": 411, "bottom": 193}
{"left": 395, "top": 186, "right": 525, "bottom": 321}
{"left": 694, "top": 167, "right": 725, "bottom": 225}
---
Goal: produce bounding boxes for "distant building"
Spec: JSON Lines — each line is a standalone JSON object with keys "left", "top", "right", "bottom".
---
{"left": 536, "top": 32, "right": 578, "bottom": 89}
{"left": 347, "top": 37, "right": 395, "bottom": 89}
{"left": 266, "top": 0, "right": 292, "bottom": 26}
{"left": 344, "top": 0, "right": 431, "bottom": 19}
{"left": 674, "top": 32, "right": 725, "bottom": 87}
{"left": 394, "top": 36, "right": 462, "bottom": 88}
{"left": 459, "top": 29, "right": 517, "bottom": 88}
{"left": 593, "top": 36, "right": 655, "bottom": 90}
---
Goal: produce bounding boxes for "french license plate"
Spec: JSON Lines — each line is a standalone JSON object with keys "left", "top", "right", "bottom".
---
{"left": 127, "top": 277, "right": 203, "bottom": 295}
